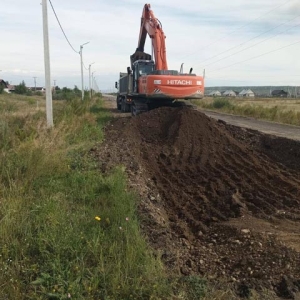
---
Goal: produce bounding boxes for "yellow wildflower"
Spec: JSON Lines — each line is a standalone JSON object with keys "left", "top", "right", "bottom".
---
{"left": 95, "top": 216, "right": 101, "bottom": 221}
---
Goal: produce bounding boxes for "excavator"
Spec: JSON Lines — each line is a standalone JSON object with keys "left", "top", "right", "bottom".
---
{"left": 115, "top": 3, "right": 204, "bottom": 115}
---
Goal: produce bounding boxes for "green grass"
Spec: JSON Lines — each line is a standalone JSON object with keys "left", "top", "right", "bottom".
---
{"left": 0, "top": 96, "right": 170, "bottom": 299}
{"left": 193, "top": 97, "right": 300, "bottom": 126}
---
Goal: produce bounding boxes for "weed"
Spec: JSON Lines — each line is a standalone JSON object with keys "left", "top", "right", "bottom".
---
{"left": 182, "top": 276, "right": 207, "bottom": 299}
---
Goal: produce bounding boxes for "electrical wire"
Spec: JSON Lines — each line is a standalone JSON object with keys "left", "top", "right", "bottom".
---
{"left": 198, "top": 14, "right": 300, "bottom": 66}
{"left": 83, "top": 62, "right": 89, "bottom": 71}
{"left": 209, "top": 39, "right": 300, "bottom": 73}
{"left": 203, "top": 20, "right": 300, "bottom": 68}
{"left": 180, "top": 0, "right": 294, "bottom": 60}
{"left": 48, "top": 0, "right": 79, "bottom": 54}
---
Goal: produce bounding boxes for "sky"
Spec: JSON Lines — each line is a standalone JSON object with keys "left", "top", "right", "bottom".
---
{"left": 0, "top": 0, "right": 300, "bottom": 91}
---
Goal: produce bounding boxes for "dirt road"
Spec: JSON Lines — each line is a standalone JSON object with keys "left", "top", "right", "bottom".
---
{"left": 96, "top": 96, "right": 300, "bottom": 299}
{"left": 200, "top": 109, "right": 300, "bottom": 141}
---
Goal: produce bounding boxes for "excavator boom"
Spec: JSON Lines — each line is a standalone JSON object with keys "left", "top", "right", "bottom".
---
{"left": 133, "top": 4, "right": 168, "bottom": 70}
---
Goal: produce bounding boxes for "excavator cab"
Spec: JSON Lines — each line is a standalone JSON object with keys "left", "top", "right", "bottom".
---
{"left": 134, "top": 60, "right": 155, "bottom": 76}
{"left": 132, "top": 60, "right": 155, "bottom": 92}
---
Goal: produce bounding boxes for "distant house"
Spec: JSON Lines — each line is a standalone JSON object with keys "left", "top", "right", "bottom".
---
{"left": 222, "top": 90, "right": 237, "bottom": 97}
{"left": 208, "top": 90, "right": 221, "bottom": 97}
{"left": 0, "top": 79, "right": 11, "bottom": 93}
{"left": 0, "top": 79, "right": 8, "bottom": 89}
{"left": 271, "top": 89, "right": 288, "bottom": 98}
{"left": 239, "top": 89, "right": 255, "bottom": 97}
{"left": 29, "top": 87, "right": 45, "bottom": 92}
{"left": 7, "top": 84, "right": 15, "bottom": 92}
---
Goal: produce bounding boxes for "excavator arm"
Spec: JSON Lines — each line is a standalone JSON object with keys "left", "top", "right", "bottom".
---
{"left": 132, "top": 4, "right": 168, "bottom": 70}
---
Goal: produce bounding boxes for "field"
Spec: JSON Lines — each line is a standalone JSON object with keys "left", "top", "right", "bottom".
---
{"left": 192, "top": 97, "right": 300, "bottom": 126}
{"left": 1, "top": 93, "right": 300, "bottom": 299}
{"left": 237, "top": 98, "right": 300, "bottom": 111}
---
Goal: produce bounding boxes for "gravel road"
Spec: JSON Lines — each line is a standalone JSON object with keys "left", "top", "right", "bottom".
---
{"left": 200, "top": 109, "right": 300, "bottom": 141}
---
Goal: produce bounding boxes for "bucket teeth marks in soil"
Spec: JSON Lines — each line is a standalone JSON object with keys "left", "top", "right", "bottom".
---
{"left": 97, "top": 102, "right": 300, "bottom": 298}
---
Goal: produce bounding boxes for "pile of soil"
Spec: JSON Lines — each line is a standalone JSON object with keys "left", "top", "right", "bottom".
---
{"left": 93, "top": 106, "right": 300, "bottom": 299}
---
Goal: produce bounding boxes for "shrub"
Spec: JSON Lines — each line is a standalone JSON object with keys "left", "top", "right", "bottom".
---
{"left": 211, "top": 98, "right": 233, "bottom": 109}
{"left": 15, "top": 81, "right": 28, "bottom": 95}
{"left": 52, "top": 86, "right": 87, "bottom": 101}
{"left": 34, "top": 91, "right": 43, "bottom": 97}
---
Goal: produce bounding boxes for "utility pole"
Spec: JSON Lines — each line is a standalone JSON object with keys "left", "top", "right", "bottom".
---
{"left": 42, "top": 0, "right": 53, "bottom": 127}
{"left": 33, "top": 77, "right": 37, "bottom": 91}
{"left": 53, "top": 79, "right": 56, "bottom": 95}
{"left": 88, "top": 62, "right": 95, "bottom": 99}
{"left": 92, "top": 71, "right": 96, "bottom": 96}
{"left": 80, "top": 42, "right": 89, "bottom": 100}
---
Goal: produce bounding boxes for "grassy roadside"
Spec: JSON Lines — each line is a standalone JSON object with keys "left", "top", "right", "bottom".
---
{"left": 192, "top": 98, "right": 300, "bottom": 126}
{"left": 0, "top": 94, "right": 279, "bottom": 300}
{"left": 0, "top": 95, "right": 169, "bottom": 299}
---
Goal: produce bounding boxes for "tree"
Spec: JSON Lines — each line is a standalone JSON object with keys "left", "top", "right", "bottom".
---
{"left": 15, "top": 81, "right": 28, "bottom": 95}
{"left": 73, "top": 85, "right": 81, "bottom": 97}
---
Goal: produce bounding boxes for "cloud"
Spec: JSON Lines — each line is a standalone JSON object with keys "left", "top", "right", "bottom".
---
{"left": 0, "top": 0, "right": 299, "bottom": 88}
{"left": 286, "top": 2, "right": 300, "bottom": 15}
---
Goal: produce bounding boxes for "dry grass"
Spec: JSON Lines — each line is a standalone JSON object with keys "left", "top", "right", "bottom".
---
{"left": 231, "top": 97, "right": 300, "bottom": 112}
{"left": 200, "top": 97, "right": 300, "bottom": 111}
{"left": 0, "top": 93, "right": 76, "bottom": 117}
{"left": 0, "top": 93, "right": 57, "bottom": 117}
{"left": 193, "top": 97, "right": 300, "bottom": 126}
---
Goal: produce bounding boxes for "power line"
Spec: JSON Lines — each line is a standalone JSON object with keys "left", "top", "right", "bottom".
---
{"left": 197, "top": 14, "right": 300, "bottom": 66}
{"left": 48, "top": 0, "right": 79, "bottom": 54}
{"left": 83, "top": 62, "right": 89, "bottom": 71}
{"left": 203, "top": 20, "right": 300, "bottom": 69}
{"left": 208, "top": 74, "right": 300, "bottom": 79}
{"left": 180, "top": 0, "right": 294, "bottom": 60}
{"left": 209, "top": 39, "right": 300, "bottom": 73}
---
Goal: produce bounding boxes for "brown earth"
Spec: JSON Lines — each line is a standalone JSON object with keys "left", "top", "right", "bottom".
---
{"left": 93, "top": 99, "right": 300, "bottom": 299}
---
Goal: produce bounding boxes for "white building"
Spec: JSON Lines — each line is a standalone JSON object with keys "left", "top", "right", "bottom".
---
{"left": 223, "top": 90, "right": 237, "bottom": 97}
{"left": 239, "top": 89, "right": 255, "bottom": 97}
{"left": 208, "top": 90, "right": 222, "bottom": 97}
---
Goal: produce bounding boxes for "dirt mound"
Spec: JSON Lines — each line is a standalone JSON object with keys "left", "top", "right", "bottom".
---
{"left": 221, "top": 122, "right": 300, "bottom": 172}
{"left": 126, "top": 107, "right": 300, "bottom": 227}
{"left": 95, "top": 106, "right": 300, "bottom": 298}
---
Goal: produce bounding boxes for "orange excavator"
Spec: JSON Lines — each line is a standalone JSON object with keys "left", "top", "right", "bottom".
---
{"left": 115, "top": 3, "right": 204, "bottom": 115}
